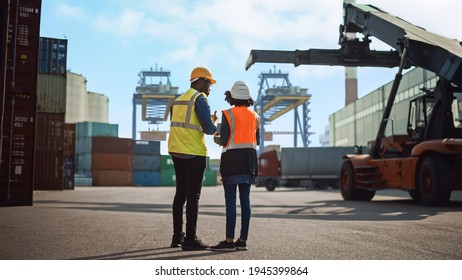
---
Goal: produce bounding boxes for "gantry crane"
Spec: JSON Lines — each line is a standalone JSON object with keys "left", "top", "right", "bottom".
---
{"left": 254, "top": 68, "right": 312, "bottom": 154}
{"left": 132, "top": 67, "right": 179, "bottom": 140}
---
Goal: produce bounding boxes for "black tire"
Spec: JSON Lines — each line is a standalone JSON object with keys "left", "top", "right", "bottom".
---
{"left": 340, "top": 160, "right": 376, "bottom": 201}
{"left": 315, "top": 180, "right": 329, "bottom": 190}
{"left": 418, "top": 155, "right": 452, "bottom": 206}
{"left": 408, "top": 189, "right": 421, "bottom": 202}
{"left": 265, "top": 179, "right": 277, "bottom": 191}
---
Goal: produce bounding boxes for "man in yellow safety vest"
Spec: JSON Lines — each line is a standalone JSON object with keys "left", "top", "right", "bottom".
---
{"left": 168, "top": 67, "right": 218, "bottom": 251}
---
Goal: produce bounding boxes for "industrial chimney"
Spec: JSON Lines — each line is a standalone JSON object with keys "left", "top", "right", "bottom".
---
{"left": 344, "top": 0, "right": 358, "bottom": 106}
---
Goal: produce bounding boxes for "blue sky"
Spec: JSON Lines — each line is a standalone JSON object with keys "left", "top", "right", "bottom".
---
{"left": 39, "top": 0, "right": 462, "bottom": 159}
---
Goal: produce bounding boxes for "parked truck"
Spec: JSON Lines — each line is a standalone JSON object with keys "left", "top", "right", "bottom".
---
{"left": 257, "top": 146, "right": 360, "bottom": 191}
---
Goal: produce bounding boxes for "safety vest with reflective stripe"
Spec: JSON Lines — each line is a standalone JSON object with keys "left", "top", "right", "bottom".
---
{"left": 222, "top": 106, "right": 260, "bottom": 153}
{"left": 168, "top": 88, "right": 207, "bottom": 156}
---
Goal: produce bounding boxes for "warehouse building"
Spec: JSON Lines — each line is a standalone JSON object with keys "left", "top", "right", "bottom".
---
{"left": 329, "top": 67, "right": 462, "bottom": 147}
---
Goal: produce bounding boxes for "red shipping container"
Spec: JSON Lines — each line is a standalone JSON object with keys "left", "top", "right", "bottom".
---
{"left": 64, "top": 123, "right": 76, "bottom": 157}
{"left": 1, "top": 0, "right": 42, "bottom": 206}
{"left": 92, "top": 153, "right": 134, "bottom": 171}
{"left": 92, "top": 137, "right": 134, "bottom": 154}
{"left": 35, "top": 112, "right": 64, "bottom": 151}
{"left": 34, "top": 150, "right": 64, "bottom": 190}
{"left": 92, "top": 170, "right": 133, "bottom": 186}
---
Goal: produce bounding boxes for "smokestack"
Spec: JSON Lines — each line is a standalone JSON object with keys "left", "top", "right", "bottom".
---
{"left": 344, "top": 0, "right": 358, "bottom": 106}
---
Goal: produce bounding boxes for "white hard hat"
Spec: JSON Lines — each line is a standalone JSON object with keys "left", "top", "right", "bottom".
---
{"left": 230, "top": 80, "right": 251, "bottom": 100}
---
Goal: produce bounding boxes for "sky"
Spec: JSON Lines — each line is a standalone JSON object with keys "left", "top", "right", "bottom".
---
{"left": 39, "top": 0, "right": 462, "bottom": 159}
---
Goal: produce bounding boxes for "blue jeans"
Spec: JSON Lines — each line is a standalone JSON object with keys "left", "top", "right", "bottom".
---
{"left": 223, "top": 183, "right": 251, "bottom": 240}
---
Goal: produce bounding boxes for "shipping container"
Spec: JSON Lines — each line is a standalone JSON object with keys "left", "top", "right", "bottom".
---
{"left": 74, "top": 173, "right": 92, "bottom": 186}
{"left": 92, "top": 137, "right": 134, "bottom": 154}
{"left": 134, "top": 154, "right": 161, "bottom": 171}
{"left": 34, "top": 112, "right": 66, "bottom": 190}
{"left": 64, "top": 123, "right": 76, "bottom": 157}
{"left": 34, "top": 150, "right": 64, "bottom": 190}
{"left": 257, "top": 146, "right": 358, "bottom": 191}
{"left": 76, "top": 122, "right": 118, "bottom": 138}
{"left": 92, "top": 153, "right": 133, "bottom": 171}
{"left": 159, "top": 168, "right": 216, "bottom": 186}
{"left": 76, "top": 137, "right": 92, "bottom": 154}
{"left": 160, "top": 154, "right": 175, "bottom": 170}
{"left": 38, "top": 37, "right": 67, "bottom": 75}
{"left": 92, "top": 170, "right": 133, "bottom": 186}
{"left": 160, "top": 154, "right": 211, "bottom": 170}
{"left": 76, "top": 153, "right": 91, "bottom": 176}
{"left": 160, "top": 168, "right": 176, "bottom": 186}
{"left": 203, "top": 170, "right": 217, "bottom": 186}
{"left": 0, "top": 0, "right": 42, "bottom": 206}
{"left": 134, "top": 171, "right": 161, "bottom": 186}
{"left": 63, "top": 124, "right": 75, "bottom": 189}
{"left": 63, "top": 156, "right": 75, "bottom": 189}
{"left": 36, "top": 74, "right": 66, "bottom": 113}
{"left": 35, "top": 112, "right": 65, "bottom": 151}
{"left": 134, "top": 140, "right": 161, "bottom": 155}
{"left": 0, "top": 96, "right": 37, "bottom": 205}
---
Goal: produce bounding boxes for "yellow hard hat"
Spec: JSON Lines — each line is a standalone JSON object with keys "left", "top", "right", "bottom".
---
{"left": 190, "top": 67, "right": 216, "bottom": 84}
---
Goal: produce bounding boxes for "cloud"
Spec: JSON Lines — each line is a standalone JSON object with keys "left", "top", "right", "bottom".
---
{"left": 94, "top": 9, "right": 145, "bottom": 38}
{"left": 54, "top": 3, "right": 86, "bottom": 19}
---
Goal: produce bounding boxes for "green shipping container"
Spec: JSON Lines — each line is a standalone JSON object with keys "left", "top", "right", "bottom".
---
{"left": 160, "top": 155, "right": 175, "bottom": 170}
{"left": 203, "top": 170, "right": 217, "bottom": 186}
{"left": 160, "top": 154, "right": 211, "bottom": 170}
{"left": 160, "top": 169, "right": 217, "bottom": 186}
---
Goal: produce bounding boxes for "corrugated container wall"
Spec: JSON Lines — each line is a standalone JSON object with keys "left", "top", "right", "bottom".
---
{"left": 1, "top": 0, "right": 42, "bottom": 206}
{"left": 75, "top": 122, "right": 118, "bottom": 176}
{"left": 37, "top": 74, "right": 66, "bottom": 113}
{"left": 63, "top": 124, "right": 75, "bottom": 189}
{"left": 38, "top": 37, "right": 67, "bottom": 75}
{"left": 91, "top": 137, "right": 134, "bottom": 186}
{"left": 34, "top": 113, "right": 65, "bottom": 190}
{"left": 133, "top": 141, "right": 161, "bottom": 186}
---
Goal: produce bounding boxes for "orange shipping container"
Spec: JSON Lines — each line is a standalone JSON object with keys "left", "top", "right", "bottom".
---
{"left": 92, "top": 153, "right": 133, "bottom": 171}
{"left": 92, "top": 170, "right": 133, "bottom": 186}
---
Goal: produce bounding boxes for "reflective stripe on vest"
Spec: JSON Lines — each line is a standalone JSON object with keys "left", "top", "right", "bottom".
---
{"left": 170, "top": 91, "right": 203, "bottom": 132}
{"left": 222, "top": 107, "right": 259, "bottom": 153}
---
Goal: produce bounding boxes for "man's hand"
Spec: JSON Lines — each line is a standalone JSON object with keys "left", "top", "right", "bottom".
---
{"left": 211, "top": 110, "right": 218, "bottom": 125}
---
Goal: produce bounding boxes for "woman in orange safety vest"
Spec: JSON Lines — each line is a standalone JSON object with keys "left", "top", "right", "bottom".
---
{"left": 210, "top": 80, "right": 260, "bottom": 252}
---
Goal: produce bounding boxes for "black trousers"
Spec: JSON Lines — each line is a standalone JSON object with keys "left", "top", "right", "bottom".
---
{"left": 172, "top": 156, "right": 207, "bottom": 239}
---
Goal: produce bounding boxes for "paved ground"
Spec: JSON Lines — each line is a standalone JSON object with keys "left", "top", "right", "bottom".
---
{"left": 1, "top": 185, "right": 462, "bottom": 260}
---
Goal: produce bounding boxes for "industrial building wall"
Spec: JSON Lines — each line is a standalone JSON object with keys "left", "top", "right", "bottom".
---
{"left": 86, "top": 91, "right": 109, "bottom": 123}
{"left": 65, "top": 72, "right": 87, "bottom": 123}
{"left": 329, "top": 68, "right": 438, "bottom": 147}
{"left": 65, "top": 72, "right": 109, "bottom": 123}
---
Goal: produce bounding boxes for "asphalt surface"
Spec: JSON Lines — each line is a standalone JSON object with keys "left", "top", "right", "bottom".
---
{"left": 1, "top": 185, "right": 462, "bottom": 260}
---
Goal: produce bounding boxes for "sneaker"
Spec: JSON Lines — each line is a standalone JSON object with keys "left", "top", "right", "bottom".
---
{"left": 181, "top": 237, "right": 210, "bottom": 251}
{"left": 234, "top": 239, "right": 248, "bottom": 251}
{"left": 210, "top": 240, "right": 236, "bottom": 252}
{"left": 170, "top": 232, "right": 185, "bottom": 247}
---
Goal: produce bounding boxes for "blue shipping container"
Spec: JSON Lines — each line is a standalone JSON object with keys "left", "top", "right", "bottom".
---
{"left": 134, "top": 171, "right": 161, "bottom": 186}
{"left": 134, "top": 140, "right": 161, "bottom": 155}
{"left": 134, "top": 155, "right": 161, "bottom": 171}
{"left": 76, "top": 137, "right": 92, "bottom": 154}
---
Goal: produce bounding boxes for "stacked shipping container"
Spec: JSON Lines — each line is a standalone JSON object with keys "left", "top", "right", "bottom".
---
{"left": 133, "top": 141, "right": 161, "bottom": 186}
{"left": 1, "top": 0, "right": 42, "bottom": 205}
{"left": 160, "top": 154, "right": 217, "bottom": 186}
{"left": 34, "top": 73, "right": 67, "bottom": 190}
{"left": 75, "top": 121, "right": 118, "bottom": 179}
{"left": 92, "top": 137, "right": 134, "bottom": 186}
